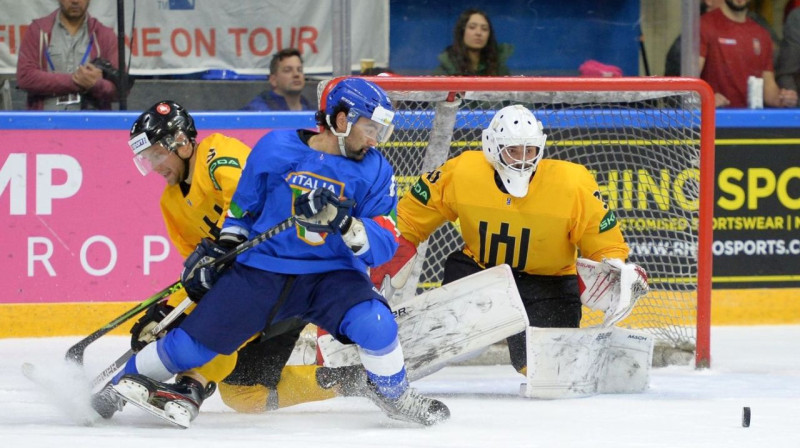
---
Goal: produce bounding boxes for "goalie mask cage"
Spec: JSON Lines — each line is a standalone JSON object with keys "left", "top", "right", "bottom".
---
{"left": 319, "top": 77, "right": 714, "bottom": 368}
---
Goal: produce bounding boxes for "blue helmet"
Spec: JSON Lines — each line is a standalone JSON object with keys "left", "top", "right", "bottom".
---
{"left": 325, "top": 78, "right": 395, "bottom": 143}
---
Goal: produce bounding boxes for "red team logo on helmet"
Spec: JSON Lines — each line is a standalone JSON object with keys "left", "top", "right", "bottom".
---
{"left": 156, "top": 102, "right": 171, "bottom": 115}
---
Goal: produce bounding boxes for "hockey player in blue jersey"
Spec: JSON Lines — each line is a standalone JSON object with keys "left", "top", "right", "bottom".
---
{"left": 100, "top": 77, "right": 450, "bottom": 427}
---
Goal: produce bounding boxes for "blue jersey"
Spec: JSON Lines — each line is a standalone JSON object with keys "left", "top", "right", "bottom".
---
{"left": 224, "top": 129, "right": 399, "bottom": 274}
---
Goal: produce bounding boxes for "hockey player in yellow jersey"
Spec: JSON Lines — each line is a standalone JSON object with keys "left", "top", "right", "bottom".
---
{"left": 392, "top": 104, "right": 647, "bottom": 375}
{"left": 91, "top": 100, "right": 365, "bottom": 419}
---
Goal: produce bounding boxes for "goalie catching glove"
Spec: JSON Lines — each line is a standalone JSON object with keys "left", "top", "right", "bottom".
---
{"left": 294, "top": 188, "right": 367, "bottom": 254}
{"left": 180, "top": 232, "right": 246, "bottom": 300}
{"left": 576, "top": 258, "right": 649, "bottom": 327}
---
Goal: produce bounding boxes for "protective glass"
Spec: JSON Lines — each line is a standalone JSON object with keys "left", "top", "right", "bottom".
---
{"left": 132, "top": 132, "right": 188, "bottom": 176}
{"left": 499, "top": 144, "right": 540, "bottom": 172}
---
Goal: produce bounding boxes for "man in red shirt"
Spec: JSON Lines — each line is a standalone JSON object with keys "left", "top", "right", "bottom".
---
{"left": 700, "top": 0, "right": 797, "bottom": 108}
{"left": 16, "top": 0, "right": 119, "bottom": 110}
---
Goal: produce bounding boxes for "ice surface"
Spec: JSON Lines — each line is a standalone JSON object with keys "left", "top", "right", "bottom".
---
{"left": 1, "top": 326, "right": 798, "bottom": 448}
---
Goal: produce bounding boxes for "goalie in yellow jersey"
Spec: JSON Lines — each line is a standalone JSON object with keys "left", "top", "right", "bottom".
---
{"left": 385, "top": 104, "right": 649, "bottom": 376}
{"left": 91, "top": 101, "right": 365, "bottom": 419}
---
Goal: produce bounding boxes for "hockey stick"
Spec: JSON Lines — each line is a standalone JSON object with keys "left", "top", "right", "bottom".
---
{"left": 66, "top": 216, "right": 296, "bottom": 365}
{"left": 65, "top": 282, "right": 183, "bottom": 364}
{"left": 86, "top": 216, "right": 296, "bottom": 386}
{"left": 90, "top": 297, "right": 194, "bottom": 389}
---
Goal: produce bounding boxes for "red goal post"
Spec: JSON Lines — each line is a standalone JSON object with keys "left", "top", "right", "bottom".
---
{"left": 319, "top": 76, "right": 714, "bottom": 368}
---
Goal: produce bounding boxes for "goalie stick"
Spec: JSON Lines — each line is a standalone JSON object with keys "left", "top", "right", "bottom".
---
{"left": 318, "top": 264, "right": 530, "bottom": 381}
{"left": 65, "top": 216, "right": 296, "bottom": 366}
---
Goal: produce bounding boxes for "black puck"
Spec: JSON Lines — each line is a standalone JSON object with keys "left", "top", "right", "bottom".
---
{"left": 742, "top": 406, "right": 751, "bottom": 427}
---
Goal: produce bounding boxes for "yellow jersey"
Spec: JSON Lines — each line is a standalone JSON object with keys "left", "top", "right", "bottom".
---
{"left": 397, "top": 151, "right": 629, "bottom": 276}
{"left": 159, "top": 133, "right": 251, "bottom": 257}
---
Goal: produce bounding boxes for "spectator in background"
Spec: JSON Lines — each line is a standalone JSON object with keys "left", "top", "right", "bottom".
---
{"left": 16, "top": 0, "right": 118, "bottom": 111}
{"left": 361, "top": 67, "right": 395, "bottom": 76}
{"left": 785, "top": 1, "right": 800, "bottom": 23}
{"left": 776, "top": 7, "right": 800, "bottom": 95}
{"left": 241, "top": 48, "right": 312, "bottom": 111}
{"left": 699, "top": 0, "right": 796, "bottom": 108}
{"left": 434, "top": 9, "right": 513, "bottom": 76}
{"left": 665, "top": 0, "right": 779, "bottom": 77}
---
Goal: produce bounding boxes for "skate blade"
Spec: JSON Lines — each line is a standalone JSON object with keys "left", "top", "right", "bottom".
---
{"left": 163, "top": 401, "right": 192, "bottom": 427}
{"left": 112, "top": 381, "right": 190, "bottom": 429}
{"left": 383, "top": 410, "right": 444, "bottom": 427}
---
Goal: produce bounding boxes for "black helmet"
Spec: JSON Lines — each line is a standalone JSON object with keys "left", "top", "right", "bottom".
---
{"left": 129, "top": 100, "right": 197, "bottom": 155}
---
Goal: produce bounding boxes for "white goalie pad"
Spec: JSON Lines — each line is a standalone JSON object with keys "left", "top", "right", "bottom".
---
{"left": 521, "top": 326, "right": 654, "bottom": 399}
{"left": 318, "top": 264, "right": 529, "bottom": 381}
{"left": 597, "top": 327, "right": 654, "bottom": 394}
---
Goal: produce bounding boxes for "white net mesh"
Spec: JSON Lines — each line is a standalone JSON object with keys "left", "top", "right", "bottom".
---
{"left": 319, "top": 77, "right": 713, "bottom": 365}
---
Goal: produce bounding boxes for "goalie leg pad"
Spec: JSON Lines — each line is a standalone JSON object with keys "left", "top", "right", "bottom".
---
{"left": 597, "top": 327, "right": 654, "bottom": 394}
{"left": 521, "top": 326, "right": 653, "bottom": 399}
{"left": 319, "top": 264, "right": 530, "bottom": 382}
{"left": 522, "top": 327, "right": 608, "bottom": 399}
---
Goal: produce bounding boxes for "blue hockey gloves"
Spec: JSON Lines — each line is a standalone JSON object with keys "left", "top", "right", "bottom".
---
{"left": 294, "top": 188, "right": 355, "bottom": 235}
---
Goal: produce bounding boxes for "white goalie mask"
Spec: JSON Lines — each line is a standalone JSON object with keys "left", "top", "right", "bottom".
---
{"left": 482, "top": 105, "right": 547, "bottom": 197}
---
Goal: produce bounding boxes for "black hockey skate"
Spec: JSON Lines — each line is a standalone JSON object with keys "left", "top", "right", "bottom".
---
{"left": 316, "top": 365, "right": 368, "bottom": 397}
{"left": 112, "top": 374, "right": 215, "bottom": 428}
{"left": 91, "top": 382, "right": 126, "bottom": 419}
{"left": 365, "top": 379, "right": 450, "bottom": 426}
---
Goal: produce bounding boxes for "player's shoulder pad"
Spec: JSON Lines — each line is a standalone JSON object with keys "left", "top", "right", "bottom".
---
{"left": 199, "top": 133, "right": 251, "bottom": 159}
{"left": 538, "top": 159, "right": 593, "bottom": 184}
{"left": 457, "top": 150, "right": 494, "bottom": 170}
{"left": 195, "top": 133, "right": 249, "bottom": 190}
{"left": 252, "top": 129, "right": 291, "bottom": 153}
{"left": 419, "top": 150, "right": 481, "bottom": 181}
{"left": 442, "top": 150, "right": 499, "bottom": 182}
{"left": 250, "top": 129, "right": 306, "bottom": 172}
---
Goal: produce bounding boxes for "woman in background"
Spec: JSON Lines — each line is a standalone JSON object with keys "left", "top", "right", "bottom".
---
{"left": 434, "top": 9, "right": 513, "bottom": 76}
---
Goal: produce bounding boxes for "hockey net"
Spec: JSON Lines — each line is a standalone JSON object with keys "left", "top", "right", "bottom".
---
{"left": 318, "top": 76, "right": 714, "bottom": 368}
